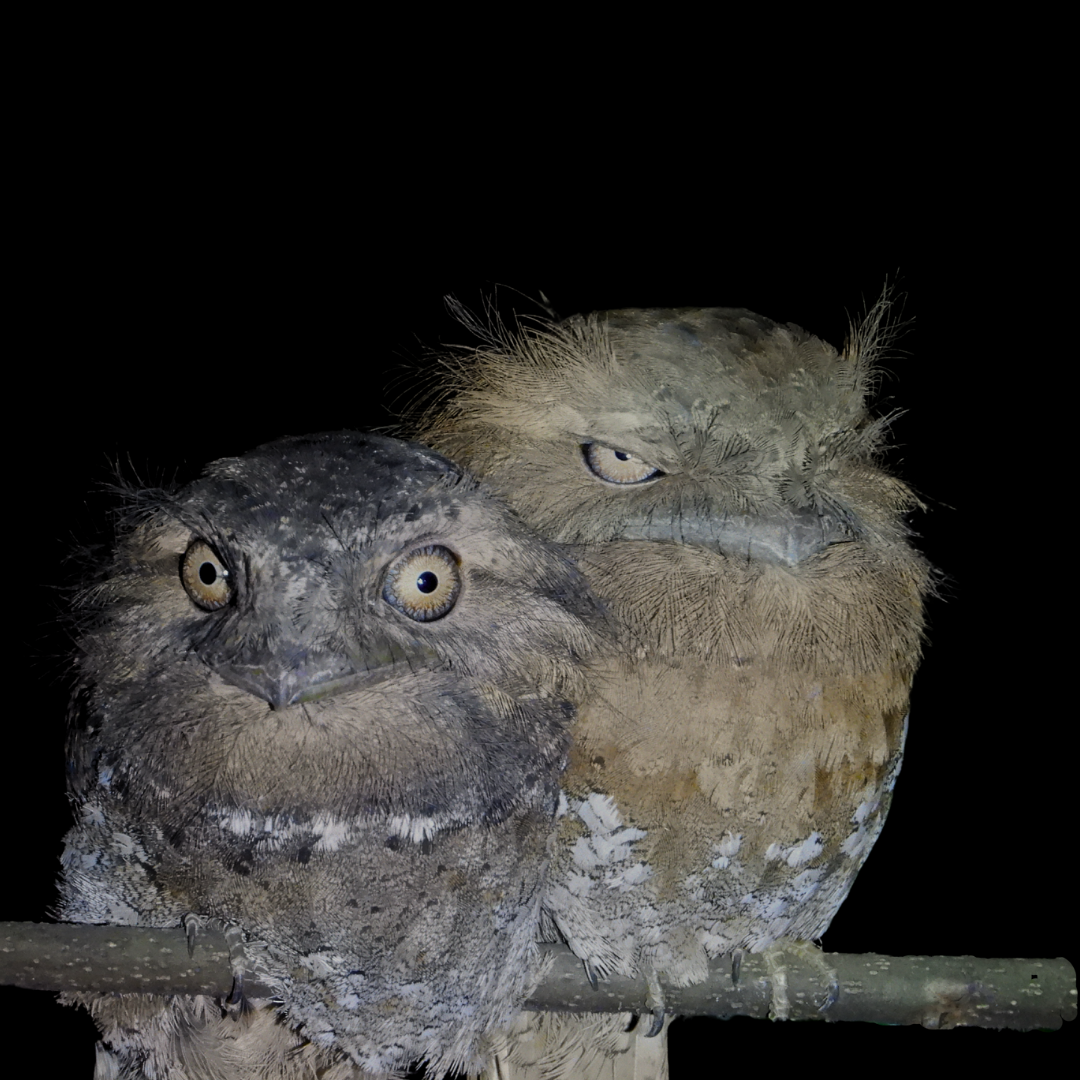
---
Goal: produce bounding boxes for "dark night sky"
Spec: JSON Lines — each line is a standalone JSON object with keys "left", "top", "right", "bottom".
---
{"left": 9, "top": 158, "right": 1074, "bottom": 1073}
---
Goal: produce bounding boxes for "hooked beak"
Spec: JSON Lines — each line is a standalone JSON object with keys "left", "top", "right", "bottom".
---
{"left": 214, "top": 639, "right": 443, "bottom": 710}
{"left": 620, "top": 505, "right": 854, "bottom": 566}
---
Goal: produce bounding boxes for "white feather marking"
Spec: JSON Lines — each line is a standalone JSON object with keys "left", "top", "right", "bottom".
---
{"left": 716, "top": 832, "right": 742, "bottom": 857}
{"left": 576, "top": 792, "right": 626, "bottom": 833}
{"left": 765, "top": 832, "right": 824, "bottom": 867}
{"left": 313, "top": 816, "right": 352, "bottom": 852}
{"left": 386, "top": 814, "right": 444, "bottom": 843}
{"left": 609, "top": 862, "right": 652, "bottom": 889}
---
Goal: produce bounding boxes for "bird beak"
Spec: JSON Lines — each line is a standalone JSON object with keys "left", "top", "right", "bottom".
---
{"left": 620, "top": 506, "right": 855, "bottom": 567}
{"left": 214, "top": 639, "right": 444, "bottom": 710}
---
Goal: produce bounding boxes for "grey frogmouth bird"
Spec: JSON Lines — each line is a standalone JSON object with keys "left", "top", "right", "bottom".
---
{"left": 411, "top": 300, "right": 933, "bottom": 1079}
{"left": 57, "top": 431, "right": 601, "bottom": 1079}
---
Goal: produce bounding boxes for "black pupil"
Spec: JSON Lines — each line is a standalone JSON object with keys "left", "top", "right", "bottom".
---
{"left": 198, "top": 561, "right": 218, "bottom": 585}
{"left": 615, "top": 450, "right": 630, "bottom": 461}
{"left": 416, "top": 570, "right": 439, "bottom": 594}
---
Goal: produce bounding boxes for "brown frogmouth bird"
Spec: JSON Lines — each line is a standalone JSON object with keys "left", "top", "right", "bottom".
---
{"left": 411, "top": 299, "right": 932, "bottom": 1079}
{"left": 58, "top": 431, "right": 601, "bottom": 1079}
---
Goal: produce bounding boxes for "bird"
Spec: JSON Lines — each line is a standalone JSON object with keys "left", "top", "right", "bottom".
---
{"left": 409, "top": 297, "right": 933, "bottom": 1079}
{"left": 56, "top": 430, "right": 603, "bottom": 1080}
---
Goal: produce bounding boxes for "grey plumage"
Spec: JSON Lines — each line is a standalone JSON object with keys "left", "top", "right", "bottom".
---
{"left": 411, "top": 299, "right": 933, "bottom": 1078}
{"left": 58, "top": 431, "right": 600, "bottom": 1079}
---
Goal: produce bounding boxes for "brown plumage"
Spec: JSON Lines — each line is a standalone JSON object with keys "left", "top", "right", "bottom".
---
{"left": 410, "top": 298, "right": 932, "bottom": 1079}
{"left": 58, "top": 431, "right": 602, "bottom": 1079}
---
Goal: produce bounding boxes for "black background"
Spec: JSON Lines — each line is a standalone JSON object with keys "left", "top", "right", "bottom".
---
{"left": 8, "top": 122, "right": 1074, "bottom": 1074}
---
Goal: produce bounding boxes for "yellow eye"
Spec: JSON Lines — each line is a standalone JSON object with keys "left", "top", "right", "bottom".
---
{"left": 383, "top": 545, "right": 462, "bottom": 622}
{"left": 180, "top": 539, "right": 233, "bottom": 611}
{"left": 583, "top": 444, "right": 662, "bottom": 485}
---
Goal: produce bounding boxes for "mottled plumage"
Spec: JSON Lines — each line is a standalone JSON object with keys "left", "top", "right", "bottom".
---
{"left": 58, "top": 431, "right": 600, "bottom": 1079}
{"left": 412, "top": 300, "right": 932, "bottom": 1078}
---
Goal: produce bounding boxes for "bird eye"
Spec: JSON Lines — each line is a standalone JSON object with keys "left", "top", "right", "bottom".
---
{"left": 583, "top": 444, "right": 662, "bottom": 485}
{"left": 383, "top": 545, "right": 462, "bottom": 622}
{"left": 180, "top": 539, "right": 233, "bottom": 611}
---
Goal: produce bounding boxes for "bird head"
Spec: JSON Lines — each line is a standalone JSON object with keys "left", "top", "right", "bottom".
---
{"left": 67, "top": 432, "right": 601, "bottom": 831}
{"left": 415, "top": 300, "right": 921, "bottom": 565}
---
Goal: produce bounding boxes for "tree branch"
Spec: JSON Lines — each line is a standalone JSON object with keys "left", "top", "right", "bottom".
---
{"left": 2, "top": 922, "right": 1074, "bottom": 1032}
{"left": 0, "top": 921, "right": 276, "bottom": 999}
{"left": 528, "top": 943, "right": 1077, "bottom": 1030}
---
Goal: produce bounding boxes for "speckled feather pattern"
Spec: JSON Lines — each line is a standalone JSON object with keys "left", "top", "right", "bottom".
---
{"left": 412, "top": 301, "right": 932, "bottom": 1079}
{"left": 58, "top": 432, "right": 602, "bottom": 1079}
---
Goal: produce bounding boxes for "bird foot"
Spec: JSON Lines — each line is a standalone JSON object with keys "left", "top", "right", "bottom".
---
{"left": 730, "top": 947, "right": 745, "bottom": 988}
{"left": 183, "top": 913, "right": 253, "bottom": 1019}
{"left": 627, "top": 968, "right": 666, "bottom": 1038}
{"left": 761, "top": 939, "right": 839, "bottom": 1020}
{"left": 182, "top": 911, "right": 205, "bottom": 957}
{"left": 222, "top": 920, "right": 253, "bottom": 1019}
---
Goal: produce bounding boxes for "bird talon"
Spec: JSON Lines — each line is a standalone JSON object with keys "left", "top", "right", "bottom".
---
{"left": 221, "top": 921, "right": 252, "bottom": 1018}
{"left": 183, "top": 912, "right": 203, "bottom": 958}
{"left": 731, "top": 948, "right": 744, "bottom": 988}
{"left": 644, "top": 1009, "right": 665, "bottom": 1038}
{"left": 641, "top": 969, "right": 666, "bottom": 1037}
{"left": 819, "top": 974, "right": 840, "bottom": 1012}
{"left": 225, "top": 971, "right": 248, "bottom": 1020}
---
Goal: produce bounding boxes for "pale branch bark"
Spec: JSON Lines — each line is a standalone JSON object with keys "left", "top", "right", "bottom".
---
{"left": 2, "top": 922, "right": 1074, "bottom": 1032}
{"left": 528, "top": 943, "right": 1077, "bottom": 1030}
{"left": 0, "top": 921, "right": 276, "bottom": 1000}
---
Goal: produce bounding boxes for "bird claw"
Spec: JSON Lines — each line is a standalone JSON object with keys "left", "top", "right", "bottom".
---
{"left": 223, "top": 921, "right": 251, "bottom": 1020}
{"left": 819, "top": 972, "right": 840, "bottom": 1013}
{"left": 583, "top": 959, "right": 599, "bottom": 991}
{"left": 182, "top": 912, "right": 203, "bottom": 958}
{"left": 184, "top": 914, "right": 251, "bottom": 1019}
{"left": 762, "top": 939, "right": 839, "bottom": 1020}
{"left": 642, "top": 969, "right": 666, "bottom": 1038}
{"left": 618, "top": 967, "right": 667, "bottom": 1038}
{"left": 624, "top": 1006, "right": 665, "bottom": 1038}
{"left": 643, "top": 1008, "right": 666, "bottom": 1038}
{"left": 730, "top": 948, "right": 744, "bottom": 988}
{"left": 226, "top": 971, "right": 246, "bottom": 1017}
